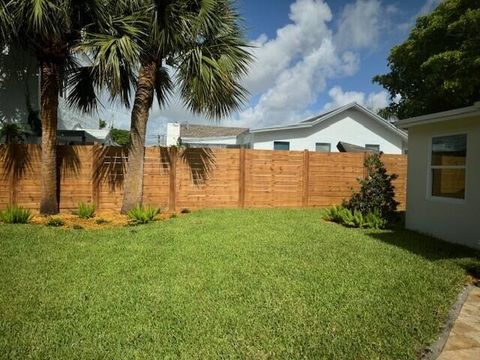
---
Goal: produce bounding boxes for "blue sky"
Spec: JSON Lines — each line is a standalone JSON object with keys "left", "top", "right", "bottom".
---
{"left": 104, "top": 0, "right": 442, "bottom": 137}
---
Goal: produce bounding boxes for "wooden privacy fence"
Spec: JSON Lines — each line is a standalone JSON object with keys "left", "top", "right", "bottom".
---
{"left": 0, "top": 145, "right": 407, "bottom": 212}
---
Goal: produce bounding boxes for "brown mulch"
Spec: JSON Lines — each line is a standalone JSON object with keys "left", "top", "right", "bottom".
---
{"left": 30, "top": 210, "right": 177, "bottom": 230}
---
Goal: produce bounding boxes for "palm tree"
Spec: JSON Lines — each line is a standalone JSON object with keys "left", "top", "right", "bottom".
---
{"left": 85, "top": 0, "right": 252, "bottom": 213}
{"left": 0, "top": 1, "right": 140, "bottom": 214}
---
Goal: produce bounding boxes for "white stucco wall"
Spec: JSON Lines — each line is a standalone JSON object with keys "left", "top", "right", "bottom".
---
{"left": 251, "top": 109, "right": 406, "bottom": 154}
{"left": 405, "top": 116, "right": 480, "bottom": 249}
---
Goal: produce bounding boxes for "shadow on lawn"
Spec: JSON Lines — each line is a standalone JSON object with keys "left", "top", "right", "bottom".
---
{"left": 367, "top": 229, "right": 480, "bottom": 277}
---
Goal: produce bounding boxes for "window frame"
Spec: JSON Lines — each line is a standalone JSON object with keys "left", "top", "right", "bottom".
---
{"left": 427, "top": 132, "right": 468, "bottom": 204}
{"left": 315, "top": 142, "right": 331, "bottom": 152}
{"left": 273, "top": 141, "right": 290, "bottom": 151}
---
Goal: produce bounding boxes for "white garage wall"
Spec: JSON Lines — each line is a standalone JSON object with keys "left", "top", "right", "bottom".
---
{"left": 251, "top": 109, "right": 405, "bottom": 154}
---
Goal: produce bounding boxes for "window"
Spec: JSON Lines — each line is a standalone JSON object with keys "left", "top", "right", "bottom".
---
{"left": 315, "top": 142, "right": 331, "bottom": 152}
{"left": 365, "top": 144, "right": 380, "bottom": 152}
{"left": 430, "top": 134, "right": 467, "bottom": 200}
{"left": 273, "top": 141, "right": 290, "bottom": 151}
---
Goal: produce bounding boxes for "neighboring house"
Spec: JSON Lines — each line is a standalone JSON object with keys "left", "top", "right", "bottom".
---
{"left": 398, "top": 102, "right": 480, "bottom": 249}
{"left": 250, "top": 103, "right": 408, "bottom": 154}
{"left": 166, "top": 123, "right": 249, "bottom": 148}
{"left": 0, "top": 46, "right": 112, "bottom": 145}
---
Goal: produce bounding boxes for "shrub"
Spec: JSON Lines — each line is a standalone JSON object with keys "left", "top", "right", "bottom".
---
{"left": 344, "top": 153, "right": 399, "bottom": 221}
{"left": 46, "top": 217, "right": 65, "bottom": 227}
{"left": 77, "top": 202, "right": 96, "bottom": 219}
{"left": 0, "top": 206, "right": 32, "bottom": 224}
{"left": 127, "top": 205, "right": 160, "bottom": 225}
{"left": 323, "top": 206, "right": 387, "bottom": 230}
{"left": 73, "top": 224, "right": 84, "bottom": 230}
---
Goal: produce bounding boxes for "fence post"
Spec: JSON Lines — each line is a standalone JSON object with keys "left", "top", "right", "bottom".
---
{"left": 9, "top": 145, "right": 16, "bottom": 205}
{"left": 302, "top": 149, "right": 310, "bottom": 207}
{"left": 169, "top": 147, "right": 177, "bottom": 212}
{"left": 238, "top": 148, "right": 246, "bottom": 208}
{"left": 91, "top": 146, "right": 100, "bottom": 209}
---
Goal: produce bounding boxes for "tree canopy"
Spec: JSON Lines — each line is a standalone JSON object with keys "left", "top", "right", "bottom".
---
{"left": 373, "top": 0, "right": 480, "bottom": 119}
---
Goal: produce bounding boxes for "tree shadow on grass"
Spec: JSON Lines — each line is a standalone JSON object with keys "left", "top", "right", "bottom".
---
{"left": 367, "top": 229, "right": 480, "bottom": 277}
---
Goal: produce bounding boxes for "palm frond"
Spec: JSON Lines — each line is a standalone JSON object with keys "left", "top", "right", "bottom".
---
{"left": 66, "top": 65, "right": 99, "bottom": 113}
{"left": 154, "top": 66, "right": 174, "bottom": 108}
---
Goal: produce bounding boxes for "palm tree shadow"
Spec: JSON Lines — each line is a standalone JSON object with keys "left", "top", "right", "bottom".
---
{"left": 92, "top": 145, "right": 128, "bottom": 192}
{"left": 0, "top": 144, "right": 33, "bottom": 181}
{"left": 367, "top": 230, "right": 480, "bottom": 277}
{"left": 159, "top": 146, "right": 216, "bottom": 186}
{"left": 180, "top": 147, "right": 216, "bottom": 185}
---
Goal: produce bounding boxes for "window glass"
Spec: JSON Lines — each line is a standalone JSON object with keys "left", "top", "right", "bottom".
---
{"left": 432, "top": 134, "right": 466, "bottom": 166}
{"left": 431, "top": 169, "right": 465, "bottom": 199}
{"left": 430, "top": 134, "right": 467, "bottom": 200}
{"left": 315, "top": 143, "right": 331, "bottom": 152}
{"left": 273, "top": 141, "right": 290, "bottom": 151}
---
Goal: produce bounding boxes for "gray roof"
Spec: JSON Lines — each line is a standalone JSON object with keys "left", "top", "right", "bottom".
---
{"left": 336, "top": 141, "right": 379, "bottom": 153}
{"left": 180, "top": 124, "right": 248, "bottom": 138}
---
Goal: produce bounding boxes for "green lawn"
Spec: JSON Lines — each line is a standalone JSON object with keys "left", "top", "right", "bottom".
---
{"left": 0, "top": 209, "right": 478, "bottom": 359}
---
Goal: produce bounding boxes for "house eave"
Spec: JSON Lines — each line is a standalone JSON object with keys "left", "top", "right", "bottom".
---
{"left": 398, "top": 102, "right": 480, "bottom": 129}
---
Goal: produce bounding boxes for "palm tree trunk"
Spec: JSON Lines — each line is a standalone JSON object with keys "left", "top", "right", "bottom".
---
{"left": 39, "top": 61, "right": 60, "bottom": 215}
{"left": 121, "top": 60, "right": 157, "bottom": 214}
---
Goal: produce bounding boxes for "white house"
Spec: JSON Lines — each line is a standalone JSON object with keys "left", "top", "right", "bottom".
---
{"left": 398, "top": 103, "right": 480, "bottom": 249}
{"left": 250, "top": 102, "right": 408, "bottom": 154}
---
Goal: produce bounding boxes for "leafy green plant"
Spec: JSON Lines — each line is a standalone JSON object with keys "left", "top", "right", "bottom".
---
{"left": 77, "top": 202, "right": 96, "bottom": 219}
{"left": 344, "top": 153, "right": 399, "bottom": 222}
{"left": 323, "top": 206, "right": 388, "bottom": 230}
{"left": 46, "top": 217, "right": 65, "bottom": 227}
{"left": 0, "top": 205, "right": 32, "bottom": 224}
{"left": 127, "top": 205, "right": 160, "bottom": 225}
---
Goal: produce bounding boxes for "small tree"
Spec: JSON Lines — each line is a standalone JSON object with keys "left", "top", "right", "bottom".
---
{"left": 344, "top": 153, "right": 399, "bottom": 221}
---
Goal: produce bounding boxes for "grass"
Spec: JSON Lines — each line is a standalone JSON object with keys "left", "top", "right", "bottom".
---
{"left": 0, "top": 209, "right": 478, "bottom": 359}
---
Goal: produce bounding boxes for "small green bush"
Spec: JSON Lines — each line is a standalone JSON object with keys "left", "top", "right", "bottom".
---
{"left": 77, "top": 202, "right": 96, "bottom": 219}
{"left": 127, "top": 205, "right": 160, "bottom": 225}
{"left": 46, "top": 217, "right": 65, "bottom": 227}
{"left": 344, "top": 153, "right": 399, "bottom": 221}
{"left": 0, "top": 205, "right": 32, "bottom": 224}
{"left": 323, "top": 206, "right": 387, "bottom": 230}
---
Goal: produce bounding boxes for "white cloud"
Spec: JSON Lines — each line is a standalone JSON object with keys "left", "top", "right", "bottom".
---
{"left": 236, "top": 0, "right": 384, "bottom": 129}
{"left": 335, "top": 0, "right": 383, "bottom": 50}
{"left": 244, "top": 0, "right": 334, "bottom": 95}
{"left": 323, "top": 86, "right": 389, "bottom": 112}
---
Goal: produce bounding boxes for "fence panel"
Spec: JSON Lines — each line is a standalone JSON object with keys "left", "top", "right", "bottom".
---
{"left": 0, "top": 145, "right": 407, "bottom": 212}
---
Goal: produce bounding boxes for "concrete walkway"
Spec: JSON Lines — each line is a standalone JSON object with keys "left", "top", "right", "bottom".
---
{"left": 437, "top": 286, "right": 480, "bottom": 360}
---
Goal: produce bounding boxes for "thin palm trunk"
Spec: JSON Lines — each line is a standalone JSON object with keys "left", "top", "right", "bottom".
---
{"left": 121, "top": 60, "right": 157, "bottom": 214}
{"left": 39, "top": 61, "right": 59, "bottom": 215}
